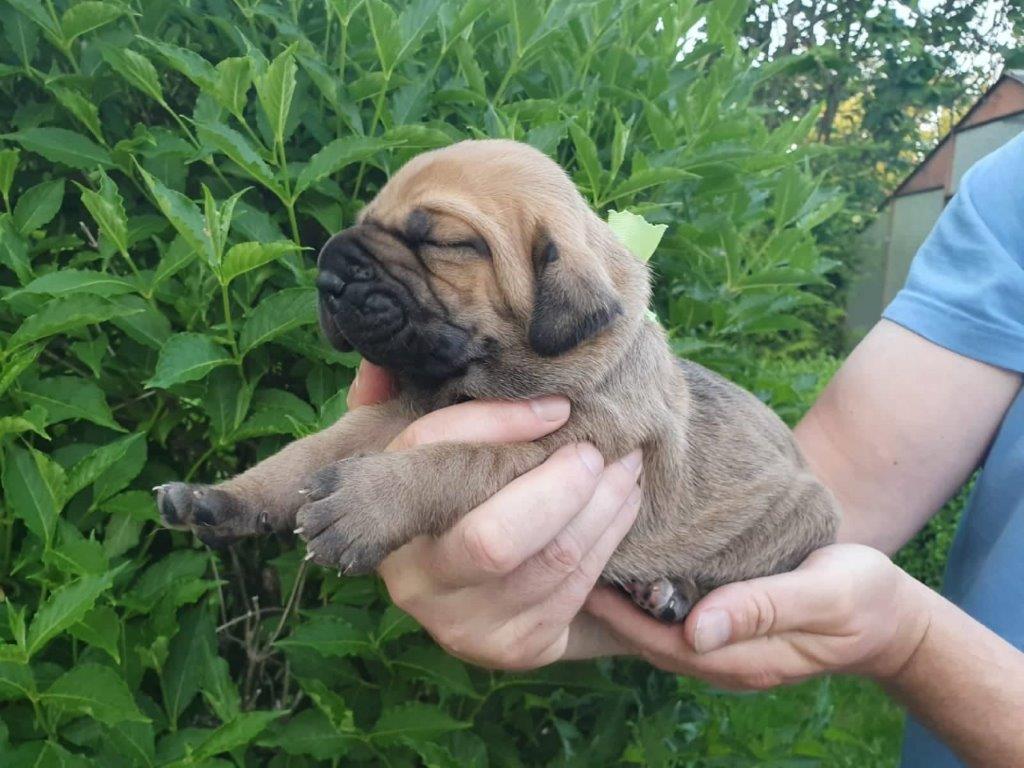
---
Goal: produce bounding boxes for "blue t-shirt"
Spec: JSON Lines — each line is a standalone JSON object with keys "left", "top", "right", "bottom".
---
{"left": 882, "top": 131, "right": 1024, "bottom": 767}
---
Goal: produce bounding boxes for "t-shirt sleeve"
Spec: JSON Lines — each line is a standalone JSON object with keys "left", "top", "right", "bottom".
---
{"left": 882, "top": 132, "right": 1024, "bottom": 373}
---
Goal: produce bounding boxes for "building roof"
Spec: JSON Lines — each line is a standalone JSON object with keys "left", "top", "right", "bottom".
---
{"left": 891, "top": 69, "right": 1024, "bottom": 200}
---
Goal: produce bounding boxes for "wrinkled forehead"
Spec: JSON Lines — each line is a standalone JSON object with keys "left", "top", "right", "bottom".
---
{"left": 360, "top": 142, "right": 572, "bottom": 232}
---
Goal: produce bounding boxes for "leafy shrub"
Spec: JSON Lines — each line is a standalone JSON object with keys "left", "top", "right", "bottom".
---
{"left": 0, "top": 0, "right": 861, "bottom": 765}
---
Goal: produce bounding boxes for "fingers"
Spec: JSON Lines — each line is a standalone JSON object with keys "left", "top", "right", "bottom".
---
{"left": 435, "top": 443, "right": 605, "bottom": 585}
{"left": 516, "top": 451, "right": 642, "bottom": 598}
{"left": 347, "top": 360, "right": 396, "bottom": 409}
{"left": 386, "top": 396, "right": 570, "bottom": 451}
{"left": 682, "top": 552, "right": 853, "bottom": 653}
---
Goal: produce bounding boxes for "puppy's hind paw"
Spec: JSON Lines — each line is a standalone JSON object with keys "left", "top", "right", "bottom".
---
{"left": 622, "top": 577, "right": 693, "bottom": 623}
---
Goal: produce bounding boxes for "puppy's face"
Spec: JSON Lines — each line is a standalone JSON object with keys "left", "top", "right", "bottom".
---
{"left": 316, "top": 139, "right": 649, "bottom": 397}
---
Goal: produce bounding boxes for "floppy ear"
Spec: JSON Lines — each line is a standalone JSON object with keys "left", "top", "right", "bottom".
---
{"left": 527, "top": 229, "right": 623, "bottom": 357}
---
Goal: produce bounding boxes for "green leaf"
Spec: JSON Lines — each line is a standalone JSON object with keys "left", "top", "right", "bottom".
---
{"left": 27, "top": 574, "right": 112, "bottom": 657}
{"left": 68, "top": 606, "right": 121, "bottom": 663}
{"left": 607, "top": 210, "right": 667, "bottom": 263}
{"left": 78, "top": 170, "right": 129, "bottom": 255}
{"left": 213, "top": 57, "right": 252, "bottom": 117}
{"left": 191, "top": 712, "right": 283, "bottom": 760}
{"left": 4, "top": 0, "right": 60, "bottom": 40}
{"left": 295, "top": 136, "right": 400, "bottom": 196}
{"left": 196, "top": 122, "right": 277, "bottom": 191}
{"left": 44, "top": 522, "right": 109, "bottom": 576}
{"left": 0, "top": 148, "right": 19, "bottom": 206}
{"left": 203, "top": 367, "right": 251, "bottom": 440}
{"left": 394, "top": 645, "right": 477, "bottom": 697}
{"left": 47, "top": 84, "right": 104, "bottom": 143}
{"left": 13, "top": 178, "right": 63, "bottom": 234}
{"left": 20, "top": 375, "right": 123, "bottom": 431}
{"left": 162, "top": 607, "right": 215, "bottom": 728}
{"left": 568, "top": 121, "right": 602, "bottom": 196}
{"left": 366, "top": 0, "right": 401, "bottom": 74}
{"left": 275, "top": 617, "right": 373, "bottom": 658}
{"left": 3, "top": 447, "right": 61, "bottom": 545}
{"left": 0, "top": 414, "right": 47, "bottom": 439}
{"left": 9, "top": 295, "right": 141, "bottom": 349}
{"left": 101, "top": 45, "right": 164, "bottom": 104}
{"left": 142, "top": 38, "right": 218, "bottom": 92}
{"left": 254, "top": 49, "right": 296, "bottom": 144}
{"left": 258, "top": 709, "right": 353, "bottom": 760}
{"left": 43, "top": 663, "right": 148, "bottom": 725}
{"left": 372, "top": 702, "right": 469, "bottom": 743}
{"left": 220, "top": 240, "right": 300, "bottom": 283}
{"left": 2, "top": 127, "right": 112, "bottom": 170}
{"left": 0, "top": 660, "right": 35, "bottom": 702}
{"left": 65, "top": 433, "right": 146, "bottom": 500}
{"left": 15, "top": 268, "right": 134, "bottom": 298}
{"left": 106, "top": 722, "right": 156, "bottom": 768}
{"left": 0, "top": 214, "right": 32, "bottom": 284}
{"left": 605, "top": 167, "right": 699, "bottom": 205}
{"left": 111, "top": 295, "right": 172, "bottom": 349}
{"left": 123, "top": 550, "right": 209, "bottom": 614}
{"left": 146, "top": 332, "right": 234, "bottom": 389}
{"left": 60, "top": 1, "right": 125, "bottom": 42}
{"left": 239, "top": 287, "right": 316, "bottom": 353}
{"left": 136, "top": 165, "right": 213, "bottom": 265}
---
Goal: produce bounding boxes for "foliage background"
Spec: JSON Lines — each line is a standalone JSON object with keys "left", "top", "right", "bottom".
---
{"left": 0, "top": 0, "right": 1017, "bottom": 765}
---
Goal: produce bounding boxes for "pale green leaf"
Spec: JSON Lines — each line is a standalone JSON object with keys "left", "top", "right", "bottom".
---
{"left": 607, "top": 209, "right": 667, "bottom": 263}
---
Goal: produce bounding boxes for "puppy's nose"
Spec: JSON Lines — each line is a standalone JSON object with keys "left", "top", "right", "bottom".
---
{"left": 318, "top": 231, "right": 376, "bottom": 282}
{"left": 316, "top": 270, "right": 345, "bottom": 298}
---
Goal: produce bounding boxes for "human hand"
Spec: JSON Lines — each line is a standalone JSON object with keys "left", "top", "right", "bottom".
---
{"left": 346, "top": 360, "right": 641, "bottom": 670}
{"left": 585, "top": 544, "right": 933, "bottom": 689}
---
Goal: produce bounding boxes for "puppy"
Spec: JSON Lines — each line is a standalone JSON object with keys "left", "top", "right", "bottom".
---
{"left": 156, "top": 139, "right": 839, "bottom": 621}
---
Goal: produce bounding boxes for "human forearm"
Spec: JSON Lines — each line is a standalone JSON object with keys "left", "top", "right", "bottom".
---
{"left": 880, "top": 581, "right": 1024, "bottom": 768}
{"left": 793, "top": 321, "right": 1021, "bottom": 554}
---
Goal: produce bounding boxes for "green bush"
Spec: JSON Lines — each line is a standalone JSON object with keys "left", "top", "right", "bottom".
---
{"left": 0, "top": 0, "right": 867, "bottom": 765}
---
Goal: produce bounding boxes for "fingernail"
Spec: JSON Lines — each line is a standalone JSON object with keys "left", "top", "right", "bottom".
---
{"left": 530, "top": 395, "right": 570, "bottom": 422}
{"left": 619, "top": 449, "right": 643, "bottom": 474}
{"left": 575, "top": 443, "right": 604, "bottom": 475}
{"left": 693, "top": 609, "right": 732, "bottom": 654}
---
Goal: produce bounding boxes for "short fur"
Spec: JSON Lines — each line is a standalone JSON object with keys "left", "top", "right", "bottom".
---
{"left": 156, "top": 139, "right": 839, "bottom": 619}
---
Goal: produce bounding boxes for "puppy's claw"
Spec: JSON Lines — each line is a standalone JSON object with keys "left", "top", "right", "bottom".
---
{"left": 304, "top": 549, "right": 316, "bottom": 561}
{"left": 298, "top": 488, "right": 310, "bottom": 496}
{"left": 294, "top": 526, "right": 305, "bottom": 535}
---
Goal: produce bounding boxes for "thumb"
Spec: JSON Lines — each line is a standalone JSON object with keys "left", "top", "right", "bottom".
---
{"left": 347, "top": 360, "right": 396, "bottom": 409}
{"left": 684, "top": 567, "right": 841, "bottom": 654}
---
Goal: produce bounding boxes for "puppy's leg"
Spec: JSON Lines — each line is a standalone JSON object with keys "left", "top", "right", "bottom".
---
{"left": 156, "top": 401, "right": 414, "bottom": 547}
{"left": 295, "top": 442, "right": 549, "bottom": 573}
{"left": 620, "top": 576, "right": 701, "bottom": 623}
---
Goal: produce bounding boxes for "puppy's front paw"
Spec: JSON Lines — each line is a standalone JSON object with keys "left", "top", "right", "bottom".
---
{"left": 294, "top": 457, "right": 403, "bottom": 575}
{"left": 155, "top": 482, "right": 273, "bottom": 548}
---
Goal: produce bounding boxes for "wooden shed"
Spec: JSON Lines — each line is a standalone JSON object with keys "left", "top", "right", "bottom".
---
{"left": 845, "top": 69, "right": 1024, "bottom": 337}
